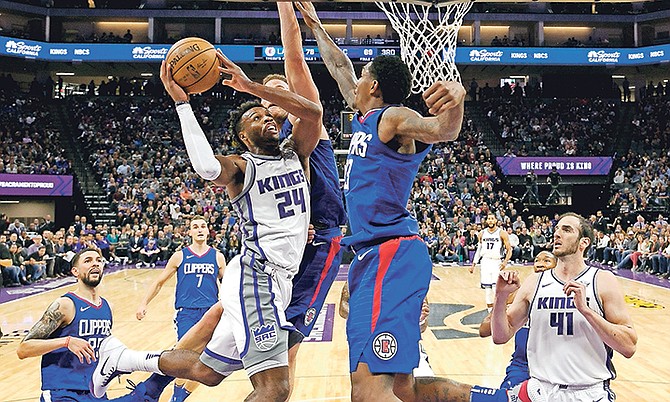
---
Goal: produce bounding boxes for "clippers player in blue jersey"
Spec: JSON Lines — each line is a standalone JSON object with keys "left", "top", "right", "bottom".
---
{"left": 262, "top": 2, "right": 347, "bottom": 395}
{"left": 135, "top": 216, "right": 225, "bottom": 402}
{"left": 492, "top": 213, "right": 637, "bottom": 401}
{"left": 16, "top": 248, "right": 154, "bottom": 402}
{"left": 91, "top": 50, "right": 323, "bottom": 402}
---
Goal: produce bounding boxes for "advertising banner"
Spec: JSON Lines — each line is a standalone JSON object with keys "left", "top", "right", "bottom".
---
{"left": 496, "top": 157, "right": 613, "bottom": 176}
{"left": 0, "top": 174, "right": 73, "bottom": 196}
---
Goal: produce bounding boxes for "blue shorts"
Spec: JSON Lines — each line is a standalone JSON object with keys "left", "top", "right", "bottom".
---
{"left": 175, "top": 307, "right": 212, "bottom": 340}
{"left": 41, "top": 389, "right": 108, "bottom": 401}
{"left": 286, "top": 227, "right": 343, "bottom": 337}
{"left": 500, "top": 369, "right": 530, "bottom": 390}
{"left": 347, "top": 236, "right": 431, "bottom": 374}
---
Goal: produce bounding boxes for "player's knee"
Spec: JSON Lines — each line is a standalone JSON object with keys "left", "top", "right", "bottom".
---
{"left": 254, "top": 377, "right": 290, "bottom": 401}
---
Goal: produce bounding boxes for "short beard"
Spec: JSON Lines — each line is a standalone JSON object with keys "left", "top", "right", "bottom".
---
{"left": 553, "top": 241, "right": 579, "bottom": 258}
{"left": 82, "top": 273, "right": 102, "bottom": 287}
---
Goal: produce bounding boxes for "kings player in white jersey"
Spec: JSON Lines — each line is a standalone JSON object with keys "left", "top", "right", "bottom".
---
{"left": 491, "top": 212, "right": 637, "bottom": 402}
{"left": 470, "top": 213, "right": 512, "bottom": 311}
{"left": 91, "top": 50, "right": 323, "bottom": 402}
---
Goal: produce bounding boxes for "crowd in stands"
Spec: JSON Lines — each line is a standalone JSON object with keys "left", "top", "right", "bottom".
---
{"left": 0, "top": 93, "right": 71, "bottom": 175}
{"left": 1, "top": 71, "right": 669, "bottom": 287}
{"left": 483, "top": 97, "right": 618, "bottom": 157}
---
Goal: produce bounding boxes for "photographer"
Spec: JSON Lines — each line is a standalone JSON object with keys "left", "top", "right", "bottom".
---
{"left": 522, "top": 170, "right": 541, "bottom": 204}
{"left": 546, "top": 167, "right": 562, "bottom": 204}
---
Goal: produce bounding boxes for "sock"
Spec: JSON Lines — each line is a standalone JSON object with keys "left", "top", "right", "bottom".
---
{"left": 470, "top": 385, "right": 510, "bottom": 402}
{"left": 144, "top": 374, "right": 176, "bottom": 399}
{"left": 117, "top": 349, "right": 165, "bottom": 375}
{"left": 171, "top": 384, "right": 192, "bottom": 402}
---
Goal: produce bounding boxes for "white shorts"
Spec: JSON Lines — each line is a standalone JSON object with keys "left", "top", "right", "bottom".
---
{"left": 200, "top": 254, "right": 294, "bottom": 377}
{"left": 535, "top": 379, "right": 616, "bottom": 402}
{"left": 480, "top": 258, "right": 501, "bottom": 288}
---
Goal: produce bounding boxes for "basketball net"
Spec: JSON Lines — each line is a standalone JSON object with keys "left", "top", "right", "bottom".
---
{"left": 376, "top": 0, "right": 473, "bottom": 94}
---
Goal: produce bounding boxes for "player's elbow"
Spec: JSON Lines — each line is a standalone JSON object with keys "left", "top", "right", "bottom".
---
{"left": 193, "top": 164, "right": 221, "bottom": 182}
{"left": 491, "top": 332, "right": 511, "bottom": 344}
{"left": 16, "top": 344, "right": 30, "bottom": 359}
{"left": 621, "top": 345, "right": 636, "bottom": 358}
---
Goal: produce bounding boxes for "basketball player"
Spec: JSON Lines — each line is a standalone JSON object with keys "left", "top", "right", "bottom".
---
{"left": 470, "top": 213, "right": 513, "bottom": 311}
{"left": 135, "top": 215, "right": 225, "bottom": 402}
{"left": 91, "top": 50, "right": 322, "bottom": 402}
{"left": 479, "top": 251, "right": 557, "bottom": 390}
{"left": 295, "top": 2, "right": 474, "bottom": 400}
{"left": 16, "top": 248, "right": 154, "bottom": 402}
{"left": 491, "top": 213, "right": 637, "bottom": 401}
{"left": 263, "top": 3, "right": 347, "bottom": 395}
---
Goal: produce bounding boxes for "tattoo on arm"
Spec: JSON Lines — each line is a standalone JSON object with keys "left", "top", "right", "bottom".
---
{"left": 23, "top": 301, "right": 64, "bottom": 341}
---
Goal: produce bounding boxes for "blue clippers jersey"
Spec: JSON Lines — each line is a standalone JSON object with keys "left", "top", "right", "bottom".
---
{"left": 280, "top": 119, "right": 346, "bottom": 229}
{"left": 176, "top": 246, "right": 219, "bottom": 309}
{"left": 343, "top": 106, "right": 432, "bottom": 249}
{"left": 41, "top": 292, "right": 112, "bottom": 391}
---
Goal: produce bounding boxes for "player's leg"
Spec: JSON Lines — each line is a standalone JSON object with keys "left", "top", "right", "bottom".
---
{"left": 348, "top": 237, "right": 429, "bottom": 401}
{"left": 172, "top": 307, "right": 214, "bottom": 402}
{"left": 285, "top": 231, "right": 343, "bottom": 397}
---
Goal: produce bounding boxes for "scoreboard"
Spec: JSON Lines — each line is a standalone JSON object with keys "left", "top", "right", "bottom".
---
{"left": 255, "top": 45, "right": 399, "bottom": 62}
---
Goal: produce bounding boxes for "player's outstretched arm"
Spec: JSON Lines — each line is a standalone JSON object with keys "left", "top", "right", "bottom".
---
{"left": 379, "top": 81, "right": 465, "bottom": 145}
{"left": 218, "top": 50, "right": 322, "bottom": 159}
{"left": 17, "top": 297, "right": 95, "bottom": 364}
{"left": 160, "top": 60, "right": 243, "bottom": 189}
{"left": 295, "top": 1, "right": 357, "bottom": 110}
{"left": 491, "top": 271, "right": 535, "bottom": 344}
{"left": 136, "top": 251, "right": 181, "bottom": 320}
{"left": 566, "top": 270, "right": 637, "bottom": 358}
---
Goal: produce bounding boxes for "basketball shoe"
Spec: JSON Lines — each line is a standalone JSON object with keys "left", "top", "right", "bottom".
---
{"left": 507, "top": 378, "right": 547, "bottom": 402}
{"left": 90, "top": 336, "right": 130, "bottom": 398}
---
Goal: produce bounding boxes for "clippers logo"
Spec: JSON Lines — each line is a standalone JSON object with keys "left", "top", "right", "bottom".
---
{"left": 372, "top": 332, "right": 397, "bottom": 360}
{"left": 132, "top": 46, "right": 169, "bottom": 60}
{"left": 251, "top": 323, "right": 278, "bottom": 351}
{"left": 587, "top": 50, "right": 620, "bottom": 63}
{"left": 5, "top": 40, "right": 42, "bottom": 57}
{"left": 469, "top": 49, "right": 503, "bottom": 62}
{"left": 304, "top": 307, "right": 317, "bottom": 327}
{"left": 264, "top": 46, "right": 284, "bottom": 61}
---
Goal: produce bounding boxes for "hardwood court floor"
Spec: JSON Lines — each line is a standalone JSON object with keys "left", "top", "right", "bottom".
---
{"left": 1, "top": 265, "right": 669, "bottom": 401}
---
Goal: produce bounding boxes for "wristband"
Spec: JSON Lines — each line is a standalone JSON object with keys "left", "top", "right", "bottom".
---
{"left": 175, "top": 100, "right": 190, "bottom": 107}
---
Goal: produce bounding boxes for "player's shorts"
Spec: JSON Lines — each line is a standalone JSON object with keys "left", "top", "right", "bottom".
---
{"left": 286, "top": 227, "right": 343, "bottom": 339}
{"left": 533, "top": 379, "right": 616, "bottom": 402}
{"left": 174, "top": 307, "right": 212, "bottom": 340}
{"left": 41, "top": 389, "right": 108, "bottom": 401}
{"left": 480, "top": 257, "right": 501, "bottom": 288}
{"left": 347, "top": 235, "right": 431, "bottom": 374}
{"left": 200, "top": 253, "right": 293, "bottom": 377}
{"left": 500, "top": 367, "right": 530, "bottom": 390}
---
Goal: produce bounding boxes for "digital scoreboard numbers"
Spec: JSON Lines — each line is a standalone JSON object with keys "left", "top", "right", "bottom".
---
{"left": 255, "top": 45, "right": 400, "bottom": 62}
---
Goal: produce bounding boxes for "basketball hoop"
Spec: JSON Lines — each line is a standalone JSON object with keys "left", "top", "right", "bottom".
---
{"left": 375, "top": 0, "right": 473, "bottom": 94}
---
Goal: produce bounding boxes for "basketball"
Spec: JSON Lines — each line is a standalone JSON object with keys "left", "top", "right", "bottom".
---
{"left": 165, "top": 37, "right": 220, "bottom": 94}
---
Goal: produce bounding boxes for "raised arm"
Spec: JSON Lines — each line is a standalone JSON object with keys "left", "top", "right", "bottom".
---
{"left": 136, "top": 251, "right": 181, "bottom": 320}
{"left": 378, "top": 81, "right": 465, "bottom": 144}
{"left": 491, "top": 270, "right": 537, "bottom": 344}
{"left": 218, "top": 50, "right": 322, "bottom": 160}
{"left": 17, "top": 297, "right": 95, "bottom": 364}
{"left": 160, "top": 59, "right": 244, "bottom": 192}
{"left": 295, "top": 1, "right": 357, "bottom": 109}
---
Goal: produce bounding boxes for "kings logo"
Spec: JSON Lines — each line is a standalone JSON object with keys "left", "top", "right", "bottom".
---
{"left": 252, "top": 323, "right": 278, "bottom": 351}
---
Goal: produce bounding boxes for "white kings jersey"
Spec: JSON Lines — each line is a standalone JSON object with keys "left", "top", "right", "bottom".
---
{"left": 527, "top": 266, "right": 615, "bottom": 386}
{"left": 480, "top": 227, "right": 503, "bottom": 259}
{"left": 232, "top": 150, "right": 310, "bottom": 276}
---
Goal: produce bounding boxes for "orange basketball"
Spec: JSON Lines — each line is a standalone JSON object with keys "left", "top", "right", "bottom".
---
{"left": 166, "top": 37, "right": 220, "bottom": 94}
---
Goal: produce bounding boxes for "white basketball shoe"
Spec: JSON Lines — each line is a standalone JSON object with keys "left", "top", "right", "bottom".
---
{"left": 90, "top": 336, "right": 129, "bottom": 398}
